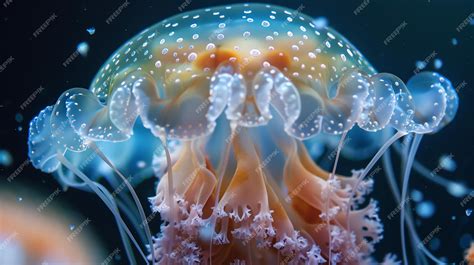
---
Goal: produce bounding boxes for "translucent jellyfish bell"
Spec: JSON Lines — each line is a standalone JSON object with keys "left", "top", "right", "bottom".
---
{"left": 406, "top": 71, "right": 448, "bottom": 134}
{"left": 132, "top": 71, "right": 228, "bottom": 140}
{"left": 252, "top": 66, "right": 301, "bottom": 133}
{"left": 357, "top": 73, "right": 396, "bottom": 132}
{"left": 66, "top": 88, "right": 132, "bottom": 142}
{"left": 379, "top": 73, "right": 416, "bottom": 133}
{"left": 108, "top": 74, "right": 140, "bottom": 135}
{"left": 28, "top": 106, "right": 61, "bottom": 172}
{"left": 419, "top": 72, "right": 459, "bottom": 133}
{"left": 319, "top": 69, "right": 369, "bottom": 135}
{"left": 213, "top": 63, "right": 247, "bottom": 125}
{"left": 51, "top": 89, "right": 88, "bottom": 152}
{"left": 285, "top": 69, "right": 371, "bottom": 139}
{"left": 285, "top": 87, "right": 324, "bottom": 139}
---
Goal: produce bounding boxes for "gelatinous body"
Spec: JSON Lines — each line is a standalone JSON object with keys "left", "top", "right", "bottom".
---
{"left": 90, "top": 3, "right": 377, "bottom": 140}
{"left": 28, "top": 3, "right": 465, "bottom": 265}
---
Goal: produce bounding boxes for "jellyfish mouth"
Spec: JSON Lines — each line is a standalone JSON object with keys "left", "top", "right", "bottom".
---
{"left": 149, "top": 117, "right": 382, "bottom": 264}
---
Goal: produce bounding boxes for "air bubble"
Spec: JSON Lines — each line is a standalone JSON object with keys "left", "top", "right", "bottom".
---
{"left": 0, "top": 149, "right": 12, "bottom": 167}
{"left": 313, "top": 17, "right": 328, "bottom": 29}
{"left": 434, "top": 58, "right": 443, "bottom": 69}
{"left": 86, "top": 27, "right": 95, "bottom": 35}
{"left": 415, "top": 61, "right": 426, "bottom": 70}
{"left": 447, "top": 182, "right": 467, "bottom": 197}
{"left": 250, "top": 49, "right": 261, "bottom": 57}
{"left": 439, "top": 154, "right": 456, "bottom": 172}
{"left": 416, "top": 201, "right": 435, "bottom": 218}
{"left": 188, "top": 52, "right": 198, "bottom": 62}
{"left": 466, "top": 209, "right": 472, "bottom": 216}
{"left": 206, "top": 43, "right": 216, "bottom": 50}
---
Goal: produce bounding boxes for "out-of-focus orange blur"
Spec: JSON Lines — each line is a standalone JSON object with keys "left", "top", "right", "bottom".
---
{"left": 0, "top": 189, "right": 105, "bottom": 265}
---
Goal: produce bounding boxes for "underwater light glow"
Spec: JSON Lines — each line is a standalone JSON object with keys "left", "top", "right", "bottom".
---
{"left": 0, "top": 149, "right": 13, "bottom": 167}
{"left": 77, "top": 42, "right": 89, "bottom": 57}
{"left": 86, "top": 27, "right": 96, "bottom": 35}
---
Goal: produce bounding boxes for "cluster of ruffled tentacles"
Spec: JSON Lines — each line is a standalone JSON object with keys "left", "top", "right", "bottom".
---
{"left": 148, "top": 129, "right": 399, "bottom": 264}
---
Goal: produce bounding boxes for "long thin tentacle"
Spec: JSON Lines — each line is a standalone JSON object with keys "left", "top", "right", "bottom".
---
{"left": 59, "top": 165, "right": 148, "bottom": 252}
{"left": 389, "top": 138, "right": 455, "bottom": 264}
{"left": 346, "top": 130, "right": 406, "bottom": 229}
{"left": 107, "top": 177, "right": 148, "bottom": 244}
{"left": 393, "top": 141, "right": 474, "bottom": 195}
{"left": 400, "top": 134, "right": 422, "bottom": 264}
{"left": 89, "top": 142, "right": 156, "bottom": 264}
{"left": 57, "top": 152, "right": 148, "bottom": 265}
{"left": 95, "top": 183, "right": 138, "bottom": 265}
{"left": 382, "top": 148, "right": 428, "bottom": 265}
{"left": 209, "top": 122, "right": 237, "bottom": 265}
{"left": 160, "top": 135, "right": 177, "bottom": 259}
{"left": 327, "top": 131, "right": 347, "bottom": 263}
{"left": 57, "top": 165, "right": 138, "bottom": 264}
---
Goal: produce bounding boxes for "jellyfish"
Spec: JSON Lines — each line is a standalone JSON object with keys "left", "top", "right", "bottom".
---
{"left": 27, "top": 3, "right": 464, "bottom": 264}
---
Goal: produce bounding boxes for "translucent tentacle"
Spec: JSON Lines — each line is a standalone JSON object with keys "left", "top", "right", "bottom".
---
{"left": 56, "top": 152, "right": 149, "bottom": 265}
{"left": 56, "top": 157, "right": 137, "bottom": 265}
{"left": 400, "top": 134, "right": 421, "bottom": 265}
{"left": 346, "top": 130, "right": 406, "bottom": 228}
{"left": 104, "top": 176, "right": 147, "bottom": 245}
{"left": 327, "top": 131, "right": 347, "bottom": 264}
{"left": 388, "top": 134, "right": 456, "bottom": 264}
{"left": 393, "top": 141, "right": 473, "bottom": 196}
{"left": 88, "top": 142, "right": 156, "bottom": 264}
{"left": 400, "top": 134, "right": 411, "bottom": 178}
{"left": 399, "top": 135, "right": 454, "bottom": 265}
{"left": 160, "top": 134, "right": 177, "bottom": 257}
{"left": 382, "top": 148, "right": 429, "bottom": 265}
{"left": 95, "top": 183, "right": 138, "bottom": 265}
{"left": 209, "top": 122, "right": 236, "bottom": 265}
{"left": 56, "top": 165, "right": 88, "bottom": 191}
{"left": 58, "top": 164, "right": 147, "bottom": 246}
{"left": 116, "top": 197, "right": 147, "bottom": 244}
